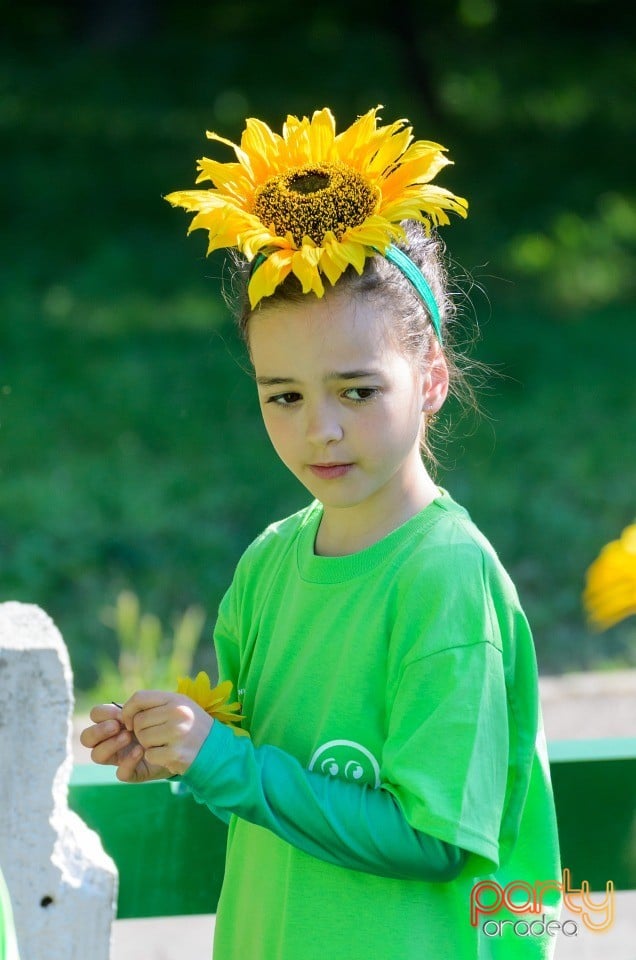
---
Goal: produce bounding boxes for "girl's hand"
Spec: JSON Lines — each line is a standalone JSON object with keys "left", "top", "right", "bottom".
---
{"left": 79, "top": 703, "right": 171, "bottom": 784}
{"left": 121, "top": 691, "right": 214, "bottom": 777}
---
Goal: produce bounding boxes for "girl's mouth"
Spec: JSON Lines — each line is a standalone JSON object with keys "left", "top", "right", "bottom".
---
{"left": 308, "top": 463, "right": 354, "bottom": 480}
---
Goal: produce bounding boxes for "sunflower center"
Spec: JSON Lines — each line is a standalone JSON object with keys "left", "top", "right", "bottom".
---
{"left": 253, "top": 161, "right": 378, "bottom": 246}
{"left": 289, "top": 171, "right": 330, "bottom": 195}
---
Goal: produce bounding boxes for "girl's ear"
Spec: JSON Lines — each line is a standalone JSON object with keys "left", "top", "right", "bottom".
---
{"left": 421, "top": 342, "right": 449, "bottom": 414}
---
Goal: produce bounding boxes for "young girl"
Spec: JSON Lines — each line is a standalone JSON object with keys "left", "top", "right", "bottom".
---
{"left": 82, "top": 107, "right": 563, "bottom": 958}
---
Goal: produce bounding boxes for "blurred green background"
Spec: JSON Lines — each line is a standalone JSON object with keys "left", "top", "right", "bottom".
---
{"left": 2, "top": 0, "right": 635, "bottom": 700}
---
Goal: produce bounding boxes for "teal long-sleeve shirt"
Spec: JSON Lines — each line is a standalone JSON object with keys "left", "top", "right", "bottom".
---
{"left": 180, "top": 719, "right": 467, "bottom": 882}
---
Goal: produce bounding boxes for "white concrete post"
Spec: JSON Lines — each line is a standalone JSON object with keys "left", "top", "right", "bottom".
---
{"left": 0, "top": 602, "right": 117, "bottom": 960}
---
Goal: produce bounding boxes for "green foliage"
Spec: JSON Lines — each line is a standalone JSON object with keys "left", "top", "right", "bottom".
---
{"left": 1, "top": 4, "right": 635, "bottom": 688}
{"left": 78, "top": 591, "right": 207, "bottom": 711}
{"left": 507, "top": 194, "right": 636, "bottom": 311}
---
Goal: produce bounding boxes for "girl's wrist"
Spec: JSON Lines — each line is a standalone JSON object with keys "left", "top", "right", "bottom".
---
{"left": 177, "top": 716, "right": 215, "bottom": 776}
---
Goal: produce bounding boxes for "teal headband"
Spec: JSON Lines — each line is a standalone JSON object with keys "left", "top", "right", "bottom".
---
{"left": 250, "top": 244, "right": 443, "bottom": 344}
{"left": 381, "top": 244, "right": 442, "bottom": 344}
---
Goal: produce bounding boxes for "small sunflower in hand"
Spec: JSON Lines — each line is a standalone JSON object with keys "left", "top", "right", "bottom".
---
{"left": 177, "top": 671, "right": 249, "bottom": 736}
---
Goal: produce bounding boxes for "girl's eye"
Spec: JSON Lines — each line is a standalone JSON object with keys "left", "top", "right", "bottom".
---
{"left": 267, "top": 392, "right": 302, "bottom": 406}
{"left": 343, "top": 387, "right": 378, "bottom": 402}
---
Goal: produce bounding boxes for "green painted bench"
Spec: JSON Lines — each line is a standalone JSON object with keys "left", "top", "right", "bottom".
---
{"left": 68, "top": 737, "right": 636, "bottom": 919}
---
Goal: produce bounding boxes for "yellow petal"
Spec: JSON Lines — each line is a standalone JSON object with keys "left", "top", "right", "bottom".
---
{"left": 176, "top": 672, "right": 248, "bottom": 734}
{"left": 282, "top": 113, "right": 313, "bottom": 166}
{"left": 205, "top": 130, "right": 252, "bottom": 170}
{"left": 207, "top": 678, "right": 233, "bottom": 705}
{"left": 381, "top": 154, "right": 453, "bottom": 200}
{"left": 400, "top": 140, "right": 450, "bottom": 169}
{"left": 364, "top": 126, "right": 413, "bottom": 176}
{"left": 195, "top": 159, "right": 255, "bottom": 203}
{"left": 345, "top": 215, "right": 405, "bottom": 251}
{"left": 291, "top": 245, "right": 324, "bottom": 295}
{"left": 319, "top": 245, "right": 347, "bottom": 286}
{"left": 379, "top": 186, "right": 468, "bottom": 227}
{"left": 308, "top": 108, "right": 337, "bottom": 162}
{"left": 188, "top": 206, "right": 269, "bottom": 254}
{"left": 164, "top": 189, "right": 223, "bottom": 212}
{"left": 248, "top": 250, "right": 294, "bottom": 306}
{"left": 620, "top": 524, "right": 636, "bottom": 552}
{"left": 322, "top": 237, "right": 367, "bottom": 275}
{"left": 583, "top": 524, "right": 636, "bottom": 630}
{"left": 176, "top": 675, "right": 194, "bottom": 697}
{"left": 282, "top": 113, "right": 303, "bottom": 138}
{"left": 240, "top": 118, "right": 284, "bottom": 181}
{"left": 334, "top": 106, "right": 381, "bottom": 165}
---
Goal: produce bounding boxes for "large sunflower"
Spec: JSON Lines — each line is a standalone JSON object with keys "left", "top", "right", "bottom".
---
{"left": 165, "top": 106, "right": 468, "bottom": 307}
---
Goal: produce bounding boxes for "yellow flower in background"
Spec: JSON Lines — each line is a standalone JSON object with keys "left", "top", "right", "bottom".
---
{"left": 584, "top": 524, "right": 636, "bottom": 631}
{"left": 165, "top": 106, "right": 467, "bottom": 307}
{"left": 177, "top": 671, "right": 249, "bottom": 735}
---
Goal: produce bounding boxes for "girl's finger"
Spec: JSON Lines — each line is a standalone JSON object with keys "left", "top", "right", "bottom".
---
{"left": 89, "top": 703, "right": 122, "bottom": 724}
{"left": 90, "top": 730, "right": 132, "bottom": 766}
{"left": 144, "top": 745, "right": 171, "bottom": 772}
{"left": 131, "top": 703, "right": 169, "bottom": 736}
{"left": 121, "top": 691, "right": 171, "bottom": 731}
{"left": 116, "top": 744, "right": 145, "bottom": 783}
{"left": 80, "top": 719, "right": 122, "bottom": 749}
{"left": 135, "top": 722, "right": 170, "bottom": 750}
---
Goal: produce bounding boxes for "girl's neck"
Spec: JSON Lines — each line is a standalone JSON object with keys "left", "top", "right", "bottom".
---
{"left": 314, "top": 466, "right": 440, "bottom": 557}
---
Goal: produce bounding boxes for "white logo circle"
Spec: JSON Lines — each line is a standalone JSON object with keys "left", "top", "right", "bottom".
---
{"left": 308, "top": 739, "right": 381, "bottom": 789}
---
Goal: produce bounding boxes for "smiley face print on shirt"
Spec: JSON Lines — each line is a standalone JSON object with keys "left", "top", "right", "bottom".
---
{"left": 308, "top": 740, "right": 381, "bottom": 789}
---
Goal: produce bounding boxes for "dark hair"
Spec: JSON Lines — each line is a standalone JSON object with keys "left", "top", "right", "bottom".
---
{"left": 225, "top": 220, "right": 486, "bottom": 468}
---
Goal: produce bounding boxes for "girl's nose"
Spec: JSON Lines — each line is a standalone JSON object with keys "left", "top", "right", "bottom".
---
{"left": 305, "top": 402, "right": 344, "bottom": 445}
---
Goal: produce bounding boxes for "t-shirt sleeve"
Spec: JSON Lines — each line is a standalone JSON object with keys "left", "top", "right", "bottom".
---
{"left": 212, "top": 524, "right": 275, "bottom": 692}
{"left": 198, "top": 577, "right": 242, "bottom": 825}
{"left": 381, "top": 640, "right": 509, "bottom": 878}
{"left": 213, "top": 580, "right": 241, "bottom": 696}
{"left": 380, "top": 541, "right": 518, "bottom": 878}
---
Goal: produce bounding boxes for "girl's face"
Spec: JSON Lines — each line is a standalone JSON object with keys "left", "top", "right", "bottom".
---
{"left": 248, "top": 291, "right": 448, "bottom": 537}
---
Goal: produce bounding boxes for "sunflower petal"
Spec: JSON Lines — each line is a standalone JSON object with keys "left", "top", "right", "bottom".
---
{"left": 380, "top": 186, "right": 468, "bottom": 227}
{"left": 583, "top": 523, "right": 636, "bottom": 630}
{"left": 205, "top": 130, "right": 252, "bottom": 170}
{"left": 240, "top": 225, "right": 291, "bottom": 259}
{"left": 308, "top": 108, "right": 337, "bottom": 162}
{"left": 323, "top": 237, "right": 367, "bottom": 275}
{"left": 364, "top": 126, "right": 413, "bottom": 176}
{"left": 319, "top": 248, "right": 346, "bottom": 286}
{"left": 282, "top": 113, "right": 314, "bottom": 166}
{"left": 292, "top": 244, "right": 324, "bottom": 296}
{"left": 187, "top": 206, "right": 254, "bottom": 252}
{"left": 240, "top": 118, "right": 285, "bottom": 181}
{"left": 380, "top": 153, "right": 452, "bottom": 203}
{"left": 249, "top": 250, "right": 294, "bottom": 306}
{"left": 345, "top": 215, "right": 405, "bottom": 250}
{"left": 334, "top": 106, "right": 381, "bottom": 162}
{"left": 164, "top": 189, "right": 221, "bottom": 212}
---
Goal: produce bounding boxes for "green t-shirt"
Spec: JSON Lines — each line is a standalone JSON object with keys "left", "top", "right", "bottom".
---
{"left": 0, "top": 867, "right": 19, "bottom": 960}
{"left": 204, "top": 490, "right": 562, "bottom": 959}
